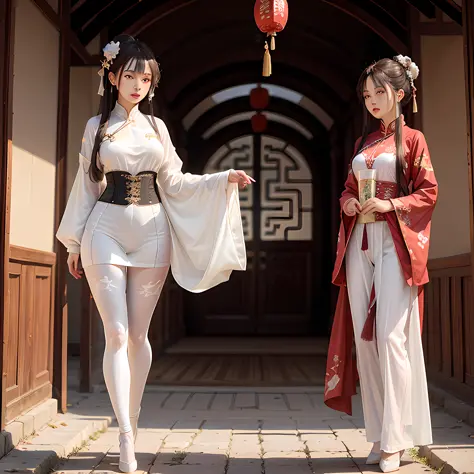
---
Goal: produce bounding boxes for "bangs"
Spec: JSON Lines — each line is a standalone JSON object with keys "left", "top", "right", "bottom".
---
{"left": 124, "top": 57, "right": 148, "bottom": 74}
{"left": 118, "top": 53, "right": 160, "bottom": 85}
{"left": 369, "top": 68, "right": 392, "bottom": 90}
{"left": 357, "top": 66, "right": 393, "bottom": 100}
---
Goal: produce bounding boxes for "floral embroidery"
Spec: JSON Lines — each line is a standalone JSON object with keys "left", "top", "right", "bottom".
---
{"left": 413, "top": 153, "right": 433, "bottom": 171}
{"left": 100, "top": 276, "right": 117, "bottom": 292}
{"left": 325, "top": 355, "right": 341, "bottom": 394}
{"left": 396, "top": 204, "right": 412, "bottom": 227}
{"left": 375, "top": 182, "right": 397, "bottom": 200}
{"left": 417, "top": 231, "right": 429, "bottom": 250}
{"left": 139, "top": 280, "right": 163, "bottom": 297}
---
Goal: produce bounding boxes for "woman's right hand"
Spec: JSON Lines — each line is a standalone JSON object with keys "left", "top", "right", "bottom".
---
{"left": 67, "top": 253, "right": 83, "bottom": 279}
{"left": 344, "top": 198, "right": 362, "bottom": 216}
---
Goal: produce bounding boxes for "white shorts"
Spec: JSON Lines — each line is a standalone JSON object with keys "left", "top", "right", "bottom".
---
{"left": 81, "top": 201, "right": 171, "bottom": 268}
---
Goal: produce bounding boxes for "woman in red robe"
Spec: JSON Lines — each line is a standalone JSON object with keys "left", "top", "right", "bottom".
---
{"left": 324, "top": 56, "right": 438, "bottom": 473}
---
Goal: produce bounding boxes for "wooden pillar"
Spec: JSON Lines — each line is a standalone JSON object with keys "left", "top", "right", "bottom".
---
{"left": 53, "top": 0, "right": 71, "bottom": 413}
{"left": 463, "top": 3, "right": 474, "bottom": 282}
{"left": 0, "top": 0, "right": 15, "bottom": 431}
{"left": 409, "top": 5, "right": 423, "bottom": 132}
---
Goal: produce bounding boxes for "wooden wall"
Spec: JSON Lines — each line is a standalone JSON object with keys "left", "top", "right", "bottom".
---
{"left": 6, "top": 246, "right": 56, "bottom": 423}
{"left": 424, "top": 254, "right": 474, "bottom": 403}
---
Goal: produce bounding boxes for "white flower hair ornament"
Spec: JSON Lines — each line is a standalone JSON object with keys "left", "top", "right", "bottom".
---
{"left": 97, "top": 41, "right": 121, "bottom": 96}
{"left": 393, "top": 54, "right": 420, "bottom": 113}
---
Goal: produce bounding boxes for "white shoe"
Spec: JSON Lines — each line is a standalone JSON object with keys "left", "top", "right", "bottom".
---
{"left": 366, "top": 442, "right": 381, "bottom": 465}
{"left": 379, "top": 454, "right": 400, "bottom": 473}
{"left": 366, "top": 450, "right": 382, "bottom": 465}
{"left": 119, "top": 430, "right": 137, "bottom": 473}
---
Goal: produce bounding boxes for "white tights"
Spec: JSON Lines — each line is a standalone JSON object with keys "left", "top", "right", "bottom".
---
{"left": 85, "top": 264, "right": 169, "bottom": 433}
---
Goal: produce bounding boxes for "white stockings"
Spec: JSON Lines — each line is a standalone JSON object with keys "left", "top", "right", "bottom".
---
{"left": 85, "top": 264, "right": 169, "bottom": 434}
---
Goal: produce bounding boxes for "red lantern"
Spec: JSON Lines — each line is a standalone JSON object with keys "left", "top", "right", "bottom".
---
{"left": 251, "top": 112, "right": 268, "bottom": 133}
{"left": 250, "top": 84, "right": 269, "bottom": 110}
{"left": 254, "top": 0, "right": 288, "bottom": 44}
{"left": 254, "top": 0, "right": 289, "bottom": 77}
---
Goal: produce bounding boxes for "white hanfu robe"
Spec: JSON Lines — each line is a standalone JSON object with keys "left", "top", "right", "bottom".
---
{"left": 56, "top": 102, "right": 246, "bottom": 292}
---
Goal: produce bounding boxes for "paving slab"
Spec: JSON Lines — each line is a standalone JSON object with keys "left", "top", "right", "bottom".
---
{"left": 4, "top": 388, "right": 474, "bottom": 474}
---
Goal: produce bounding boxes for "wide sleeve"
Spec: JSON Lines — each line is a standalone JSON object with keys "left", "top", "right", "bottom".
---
{"left": 56, "top": 117, "right": 106, "bottom": 254}
{"left": 388, "top": 130, "right": 438, "bottom": 285}
{"left": 156, "top": 119, "right": 246, "bottom": 293}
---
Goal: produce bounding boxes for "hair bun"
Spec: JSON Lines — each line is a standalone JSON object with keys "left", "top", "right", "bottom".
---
{"left": 112, "top": 34, "right": 136, "bottom": 45}
{"left": 394, "top": 54, "right": 419, "bottom": 82}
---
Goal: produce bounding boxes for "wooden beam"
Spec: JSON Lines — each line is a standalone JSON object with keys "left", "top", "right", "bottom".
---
{"left": 368, "top": 0, "right": 408, "bottom": 31}
{"left": 30, "top": 0, "right": 60, "bottom": 29}
{"left": 463, "top": 0, "right": 474, "bottom": 312}
{"left": 53, "top": 0, "right": 71, "bottom": 414}
{"left": 30, "top": 0, "right": 94, "bottom": 65}
{"left": 124, "top": 0, "right": 198, "bottom": 36}
{"left": 418, "top": 21, "right": 462, "bottom": 34}
{"left": 70, "top": 33, "right": 95, "bottom": 65}
{"left": 71, "top": 0, "right": 88, "bottom": 14}
{"left": 320, "top": 0, "right": 408, "bottom": 54}
{"left": 430, "top": 0, "right": 462, "bottom": 25}
{"left": 0, "top": 0, "right": 15, "bottom": 431}
{"left": 405, "top": 0, "right": 436, "bottom": 20}
{"left": 409, "top": 5, "right": 423, "bottom": 132}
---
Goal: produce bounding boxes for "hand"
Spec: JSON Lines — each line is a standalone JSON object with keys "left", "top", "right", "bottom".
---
{"left": 360, "top": 197, "right": 394, "bottom": 215}
{"left": 228, "top": 169, "right": 255, "bottom": 189}
{"left": 67, "top": 253, "right": 83, "bottom": 279}
{"left": 345, "top": 198, "right": 362, "bottom": 216}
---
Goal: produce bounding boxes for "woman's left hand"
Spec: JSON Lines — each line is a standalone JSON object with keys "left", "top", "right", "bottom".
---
{"left": 228, "top": 169, "right": 255, "bottom": 189}
{"left": 360, "top": 198, "right": 394, "bottom": 215}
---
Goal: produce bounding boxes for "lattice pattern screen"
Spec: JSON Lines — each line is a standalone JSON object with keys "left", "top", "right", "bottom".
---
{"left": 204, "top": 135, "right": 254, "bottom": 240}
{"left": 204, "top": 135, "right": 312, "bottom": 241}
{"left": 260, "top": 136, "right": 312, "bottom": 241}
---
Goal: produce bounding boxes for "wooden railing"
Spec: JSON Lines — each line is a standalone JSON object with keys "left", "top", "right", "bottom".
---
{"left": 6, "top": 246, "right": 56, "bottom": 423}
{"left": 424, "top": 254, "right": 474, "bottom": 402}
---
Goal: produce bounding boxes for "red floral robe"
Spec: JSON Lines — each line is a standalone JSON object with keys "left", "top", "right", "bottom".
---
{"left": 324, "top": 121, "right": 438, "bottom": 415}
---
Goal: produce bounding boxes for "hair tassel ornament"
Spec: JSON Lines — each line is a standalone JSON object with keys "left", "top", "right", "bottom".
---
{"left": 263, "top": 41, "right": 272, "bottom": 77}
{"left": 393, "top": 54, "right": 420, "bottom": 114}
{"left": 412, "top": 87, "right": 418, "bottom": 114}
{"left": 97, "top": 41, "right": 121, "bottom": 96}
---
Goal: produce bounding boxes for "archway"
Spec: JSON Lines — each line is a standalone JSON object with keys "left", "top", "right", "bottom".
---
{"left": 183, "top": 116, "right": 331, "bottom": 337}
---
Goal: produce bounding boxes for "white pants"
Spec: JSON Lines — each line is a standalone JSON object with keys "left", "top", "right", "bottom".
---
{"left": 346, "top": 222, "right": 432, "bottom": 453}
{"left": 85, "top": 264, "right": 169, "bottom": 433}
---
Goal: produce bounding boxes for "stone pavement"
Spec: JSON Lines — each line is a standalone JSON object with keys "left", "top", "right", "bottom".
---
{"left": 2, "top": 388, "right": 474, "bottom": 474}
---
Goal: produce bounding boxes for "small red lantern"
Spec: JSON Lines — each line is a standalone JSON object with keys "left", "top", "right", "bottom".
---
{"left": 254, "top": 0, "right": 289, "bottom": 77}
{"left": 251, "top": 112, "right": 268, "bottom": 133}
{"left": 250, "top": 84, "right": 269, "bottom": 110}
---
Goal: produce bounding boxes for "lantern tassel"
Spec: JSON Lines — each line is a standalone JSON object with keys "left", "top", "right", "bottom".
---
{"left": 263, "top": 42, "right": 272, "bottom": 77}
{"left": 270, "top": 33, "right": 276, "bottom": 50}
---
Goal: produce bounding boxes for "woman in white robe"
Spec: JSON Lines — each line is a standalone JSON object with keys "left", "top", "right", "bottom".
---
{"left": 56, "top": 35, "right": 251, "bottom": 473}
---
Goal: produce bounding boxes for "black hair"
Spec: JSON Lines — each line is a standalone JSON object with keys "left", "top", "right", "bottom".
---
{"left": 355, "top": 58, "right": 415, "bottom": 196}
{"left": 89, "top": 34, "right": 161, "bottom": 182}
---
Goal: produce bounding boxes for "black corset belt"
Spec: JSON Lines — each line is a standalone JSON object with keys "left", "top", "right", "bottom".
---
{"left": 98, "top": 171, "right": 161, "bottom": 206}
